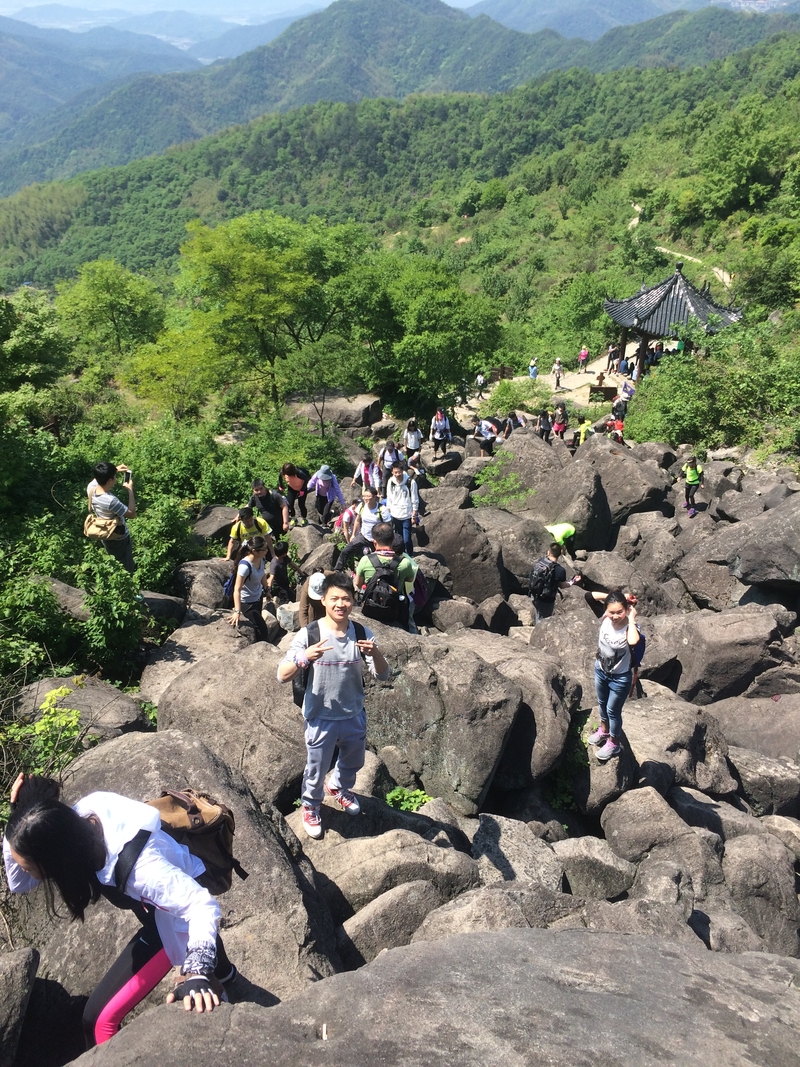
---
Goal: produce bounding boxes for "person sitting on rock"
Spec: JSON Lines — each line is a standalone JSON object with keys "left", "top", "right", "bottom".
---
{"left": 226, "top": 507, "right": 274, "bottom": 562}
{"left": 249, "top": 479, "right": 290, "bottom": 535}
{"left": 278, "top": 572, "right": 390, "bottom": 839}
{"left": 4, "top": 773, "right": 236, "bottom": 1049}
{"left": 429, "top": 407, "right": 452, "bottom": 457}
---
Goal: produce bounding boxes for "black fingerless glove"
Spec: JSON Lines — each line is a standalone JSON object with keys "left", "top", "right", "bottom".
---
{"left": 172, "top": 976, "right": 212, "bottom": 1002}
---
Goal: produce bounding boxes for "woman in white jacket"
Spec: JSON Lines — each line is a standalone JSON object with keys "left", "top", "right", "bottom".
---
{"left": 386, "top": 461, "right": 419, "bottom": 555}
{"left": 3, "top": 773, "right": 234, "bottom": 1048}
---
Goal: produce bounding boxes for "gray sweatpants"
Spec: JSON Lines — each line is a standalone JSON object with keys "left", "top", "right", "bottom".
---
{"left": 302, "top": 711, "right": 367, "bottom": 808}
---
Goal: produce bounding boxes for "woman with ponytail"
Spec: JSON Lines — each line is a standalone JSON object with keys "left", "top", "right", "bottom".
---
{"left": 3, "top": 772, "right": 234, "bottom": 1048}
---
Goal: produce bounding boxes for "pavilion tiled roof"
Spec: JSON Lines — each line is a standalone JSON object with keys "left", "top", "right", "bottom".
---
{"left": 603, "top": 263, "right": 742, "bottom": 336}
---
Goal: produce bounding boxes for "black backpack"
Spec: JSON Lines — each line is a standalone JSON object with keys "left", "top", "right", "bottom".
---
{"left": 360, "top": 552, "right": 403, "bottom": 623}
{"left": 529, "top": 557, "right": 559, "bottom": 601}
{"left": 292, "top": 619, "right": 367, "bottom": 707}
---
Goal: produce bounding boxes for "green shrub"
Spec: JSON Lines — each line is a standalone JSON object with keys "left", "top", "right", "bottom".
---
{"left": 131, "top": 495, "right": 204, "bottom": 594}
{"left": 385, "top": 786, "right": 433, "bottom": 812}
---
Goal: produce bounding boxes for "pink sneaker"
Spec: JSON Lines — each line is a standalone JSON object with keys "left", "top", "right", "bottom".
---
{"left": 302, "top": 805, "right": 323, "bottom": 839}
{"left": 588, "top": 726, "right": 609, "bottom": 746}
{"left": 596, "top": 738, "right": 621, "bottom": 762}
{"left": 681, "top": 501, "right": 689, "bottom": 509}
{"left": 325, "top": 784, "right": 361, "bottom": 815}
{"left": 688, "top": 508, "right": 696, "bottom": 518}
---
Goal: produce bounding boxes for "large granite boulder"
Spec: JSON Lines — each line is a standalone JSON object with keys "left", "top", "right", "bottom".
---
{"left": 726, "top": 746, "right": 800, "bottom": 818}
{"left": 706, "top": 694, "right": 800, "bottom": 760}
{"left": 551, "top": 836, "right": 637, "bottom": 900}
{"left": 283, "top": 815, "right": 478, "bottom": 924}
{"left": 364, "top": 630, "right": 523, "bottom": 814}
{"left": 573, "top": 434, "right": 672, "bottom": 526}
{"left": 621, "top": 682, "right": 737, "bottom": 795}
{"left": 156, "top": 643, "right": 306, "bottom": 810}
{"left": 470, "top": 508, "right": 551, "bottom": 592}
{"left": 139, "top": 613, "right": 258, "bottom": 704}
{"left": 421, "top": 508, "right": 509, "bottom": 601}
{"left": 472, "top": 431, "right": 567, "bottom": 512}
{"left": 520, "top": 464, "right": 614, "bottom": 552}
{"left": 412, "top": 882, "right": 583, "bottom": 941}
{"left": 722, "top": 833, "right": 800, "bottom": 956}
{"left": 471, "top": 814, "right": 565, "bottom": 890}
{"left": 174, "top": 558, "right": 232, "bottom": 611}
{"left": 192, "top": 505, "right": 238, "bottom": 545}
{"left": 68, "top": 929, "right": 800, "bottom": 1067}
{"left": 0, "top": 948, "right": 38, "bottom": 1067}
{"left": 290, "top": 393, "right": 382, "bottom": 428}
{"left": 336, "top": 880, "right": 445, "bottom": 968}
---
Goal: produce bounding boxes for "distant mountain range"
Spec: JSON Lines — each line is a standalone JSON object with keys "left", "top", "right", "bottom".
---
{"left": 464, "top": 0, "right": 708, "bottom": 41}
{"left": 0, "top": 13, "right": 200, "bottom": 138}
{"left": 1, "top": 0, "right": 799, "bottom": 195}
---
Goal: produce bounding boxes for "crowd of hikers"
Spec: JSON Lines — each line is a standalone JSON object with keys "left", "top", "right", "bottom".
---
{"left": 38, "top": 352, "right": 681, "bottom": 1050}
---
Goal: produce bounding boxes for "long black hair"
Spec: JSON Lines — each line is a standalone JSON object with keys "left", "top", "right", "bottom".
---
{"left": 5, "top": 776, "right": 103, "bottom": 921}
{"left": 233, "top": 534, "right": 269, "bottom": 567}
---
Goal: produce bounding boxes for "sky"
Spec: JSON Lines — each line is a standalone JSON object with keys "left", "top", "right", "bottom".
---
{"left": 1, "top": 0, "right": 476, "bottom": 22}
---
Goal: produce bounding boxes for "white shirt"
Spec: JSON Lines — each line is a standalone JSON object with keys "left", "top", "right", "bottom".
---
{"left": 386, "top": 474, "right": 419, "bottom": 519}
{"left": 597, "top": 617, "right": 632, "bottom": 675}
{"left": 4, "top": 792, "right": 219, "bottom": 968}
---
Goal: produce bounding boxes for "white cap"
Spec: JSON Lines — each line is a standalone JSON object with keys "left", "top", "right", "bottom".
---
{"left": 308, "top": 572, "right": 326, "bottom": 600}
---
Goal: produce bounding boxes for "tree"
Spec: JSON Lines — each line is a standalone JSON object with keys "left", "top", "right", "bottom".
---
{"left": 342, "top": 254, "right": 501, "bottom": 414}
{"left": 0, "top": 287, "right": 71, "bottom": 392}
{"left": 177, "top": 211, "right": 370, "bottom": 405}
{"left": 56, "top": 259, "right": 165, "bottom": 362}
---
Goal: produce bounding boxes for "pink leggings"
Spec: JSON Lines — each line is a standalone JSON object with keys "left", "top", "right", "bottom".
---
{"left": 82, "top": 925, "right": 171, "bottom": 1046}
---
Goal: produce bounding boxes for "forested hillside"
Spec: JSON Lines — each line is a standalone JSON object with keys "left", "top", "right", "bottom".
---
{"left": 1, "top": 22, "right": 800, "bottom": 700}
{"left": 1, "top": 0, "right": 797, "bottom": 193}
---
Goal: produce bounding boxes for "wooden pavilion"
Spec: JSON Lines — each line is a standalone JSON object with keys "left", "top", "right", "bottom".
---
{"left": 603, "top": 262, "right": 742, "bottom": 376}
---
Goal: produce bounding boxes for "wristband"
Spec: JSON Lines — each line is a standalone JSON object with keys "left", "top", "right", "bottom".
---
{"left": 293, "top": 652, "right": 310, "bottom": 669}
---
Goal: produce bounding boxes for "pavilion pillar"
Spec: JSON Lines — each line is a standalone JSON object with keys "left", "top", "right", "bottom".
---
{"left": 618, "top": 326, "right": 628, "bottom": 358}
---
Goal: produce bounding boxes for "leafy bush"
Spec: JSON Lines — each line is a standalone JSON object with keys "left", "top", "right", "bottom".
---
{"left": 131, "top": 495, "right": 204, "bottom": 594}
{"left": 385, "top": 786, "right": 433, "bottom": 812}
{"left": 77, "top": 547, "right": 144, "bottom": 676}
{"left": 477, "top": 378, "right": 549, "bottom": 417}
{"left": 0, "top": 682, "right": 100, "bottom": 825}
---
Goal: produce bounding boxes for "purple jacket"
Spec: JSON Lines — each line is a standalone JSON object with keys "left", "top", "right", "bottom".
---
{"left": 308, "top": 472, "right": 346, "bottom": 506}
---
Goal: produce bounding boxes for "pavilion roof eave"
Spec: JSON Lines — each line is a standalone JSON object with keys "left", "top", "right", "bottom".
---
{"left": 603, "top": 263, "right": 742, "bottom": 337}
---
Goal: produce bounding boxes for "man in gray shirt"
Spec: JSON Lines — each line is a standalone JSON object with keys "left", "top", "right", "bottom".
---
{"left": 278, "top": 572, "right": 389, "bottom": 839}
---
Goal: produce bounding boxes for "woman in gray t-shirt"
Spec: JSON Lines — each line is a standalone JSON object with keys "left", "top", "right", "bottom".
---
{"left": 228, "top": 536, "right": 270, "bottom": 642}
{"left": 586, "top": 589, "right": 640, "bottom": 763}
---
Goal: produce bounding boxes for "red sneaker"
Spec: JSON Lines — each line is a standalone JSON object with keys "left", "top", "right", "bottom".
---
{"left": 325, "top": 784, "right": 361, "bottom": 815}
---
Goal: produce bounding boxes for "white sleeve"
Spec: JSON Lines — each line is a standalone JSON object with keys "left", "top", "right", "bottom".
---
{"left": 3, "top": 837, "right": 40, "bottom": 894}
{"left": 128, "top": 841, "right": 220, "bottom": 969}
{"left": 410, "top": 479, "right": 419, "bottom": 510}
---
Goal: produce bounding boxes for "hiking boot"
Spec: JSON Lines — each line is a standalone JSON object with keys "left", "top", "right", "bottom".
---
{"left": 588, "top": 726, "right": 609, "bottom": 746}
{"left": 688, "top": 508, "right": 696, "bottom": 518}
{"left": 596, "top": 738, "right": 621, "bottom": 762}
{"left": 325, "top": 784, "right": 361, "bottom": 815}
{"left": 302, "top": 805, "right": 323, "bottom": 838}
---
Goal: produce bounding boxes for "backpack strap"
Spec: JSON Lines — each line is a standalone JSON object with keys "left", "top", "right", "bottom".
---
{"left": 304, "top": 619, "right": 320, "bottom": 693}
{"left": 113, "top": 827, "right": 151, "bottom": 891}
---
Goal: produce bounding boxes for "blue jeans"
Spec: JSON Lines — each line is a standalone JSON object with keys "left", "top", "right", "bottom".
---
{"left": 594, "top": 665, "right": 633, "bottom": 739}
{"left": 392, "top": 515, "right": 413, "bottom": 556}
